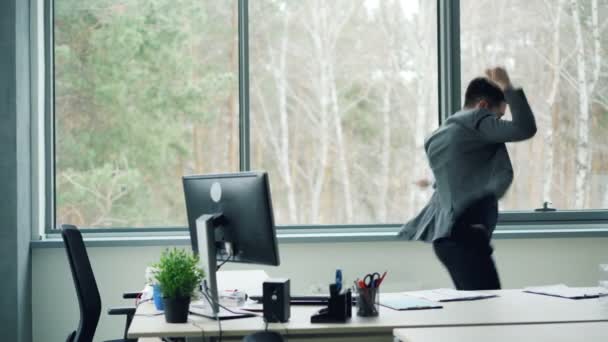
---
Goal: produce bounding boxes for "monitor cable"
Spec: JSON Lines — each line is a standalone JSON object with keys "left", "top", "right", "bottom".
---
{"left": 216, "top": 251, "right": 234, "bottom": 271}
{"left": 202, "top": 278, "right": 255, "bottom": 342}
{"left": 191, "top": 320, "right": 208, "bottom": 342}
{"left": 201, "top": 282, "right": 223, "bottom": 342}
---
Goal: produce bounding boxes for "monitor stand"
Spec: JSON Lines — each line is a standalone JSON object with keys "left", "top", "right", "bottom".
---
{"left": 195, "top": 214, "right": 254, "bottom": 320}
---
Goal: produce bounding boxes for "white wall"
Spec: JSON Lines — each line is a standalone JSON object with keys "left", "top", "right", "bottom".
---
{"left": 32, "top": 238, "right": 608, "bottom": 342}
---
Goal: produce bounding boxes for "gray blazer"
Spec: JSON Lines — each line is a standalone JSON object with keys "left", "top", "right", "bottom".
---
{"left": 398, "top": 88, "right": 537, "bottom": 242}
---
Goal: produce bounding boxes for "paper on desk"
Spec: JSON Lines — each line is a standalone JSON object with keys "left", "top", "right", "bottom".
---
{"left": 189, "top": 300, "right": 259, "bottom": 318}
{"left": 524, "top": 284, "right": 608, "bottom": 299}
{"left": 402, "top": 288, "right": 497, "bottom": 302}
{"left": 379, "top": 293, "right": 442, "bottom": 310}
{"left": 240, "top": 301, "right": 264, "bottom": 312}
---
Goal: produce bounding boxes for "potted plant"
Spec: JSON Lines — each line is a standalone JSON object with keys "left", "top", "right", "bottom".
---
{"left": 154, "top": 248, "right": 204, "bottom": 323}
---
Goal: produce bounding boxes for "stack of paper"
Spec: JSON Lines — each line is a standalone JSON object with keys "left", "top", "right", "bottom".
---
{"left": 524, "top": 284, "right": 608, "bottom": 299}
{"left": 379, "top": 293, "right": 442, "bottom": 310}
{"left": 217, "top": 270, "right": 269, "bottom": 297}
{"left": 402, "top": 288, "right": 497, "bottom": 302}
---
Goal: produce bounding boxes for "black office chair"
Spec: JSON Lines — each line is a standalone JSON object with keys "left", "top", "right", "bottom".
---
{"left": 242, "top": 331, "right": 285, "bottom": 342}
{"left": 62, "top": 224, "right": 140, "bottom": 342}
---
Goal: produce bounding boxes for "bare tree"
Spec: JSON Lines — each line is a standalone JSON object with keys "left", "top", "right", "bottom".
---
{"left": 301, "top": 0, "right": 333, "bottom": 222}
{"left": 543, "top": 0, "right": 565, "bottom": 204}
{"left": 404, "top": 0, "right": 437, "bottom": 216}
{"left": 252, "top": 2, "right": 299, "bottom": 222}
{"left": 371, "top": 0, "right": 399, "bottom": 221}
{"left": 326, "top": 1, "right": 360, "bottom": 222}
{"left": 377, "top": 83, "right": 393, "bottom": 222}
{"left": 571, "top": 0, "right": 602, "bottom": 208}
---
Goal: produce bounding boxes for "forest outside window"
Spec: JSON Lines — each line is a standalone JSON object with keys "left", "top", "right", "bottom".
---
{"left": 49, "top": 0, "right": 607, "bottom": 233}
{"left": 249, "top": 0, "right": 438, "bottom": 225}
{"left": 53, "top": 0, "right": 239, "bottom": 228}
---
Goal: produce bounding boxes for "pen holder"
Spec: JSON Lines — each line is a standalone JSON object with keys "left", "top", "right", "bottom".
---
{"left": 310, "top": 283, "right": 352, "bottom": 323}
{"left": 356, "top": 286, "right": 379, "bottom": 317}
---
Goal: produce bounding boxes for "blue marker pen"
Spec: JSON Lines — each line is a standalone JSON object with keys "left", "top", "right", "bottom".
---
{"left": 335, "top": 269, "right": 343, "bottom": 292}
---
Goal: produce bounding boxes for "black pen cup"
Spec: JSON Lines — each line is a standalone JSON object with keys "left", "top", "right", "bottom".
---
{"left": 356, "top": 286, "right": 379, "bottom": 317}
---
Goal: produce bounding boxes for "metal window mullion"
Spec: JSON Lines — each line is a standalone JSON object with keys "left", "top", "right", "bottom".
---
{"left": 437, "top": 0, "right": 460, "bottom": 123}
{"left": 45, "top": 0, "right": 56, "bottom": 232}
{"left": 238, "top": 0, "right": 250, "bottom": 171}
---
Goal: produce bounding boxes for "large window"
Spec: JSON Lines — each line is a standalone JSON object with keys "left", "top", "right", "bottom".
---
{"left": 461, "top": 0, "right": 608, "bottom": 211}
{"left": 249, "top": 0, "right": 438, "bottom": 225}
{"left": 54, "top": 0, "right": 238, "bottom": 228}
{"left": 49, "top": 0, "right": 608, "bottom": 232}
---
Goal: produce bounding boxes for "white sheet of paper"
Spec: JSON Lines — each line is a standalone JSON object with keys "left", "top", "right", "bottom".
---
{"left": 524, "top": 284, "right": 608, "bottom": 299}
{"left": 379, "top": 293, "right": 443, "bottom": 310}
{"left": 402, "top": 288, "right": 497, "bottom": 302}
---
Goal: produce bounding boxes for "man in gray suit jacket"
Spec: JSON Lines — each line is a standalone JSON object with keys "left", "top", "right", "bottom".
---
{"left": 398, "top": 67, "right": 537, "bottom": 290}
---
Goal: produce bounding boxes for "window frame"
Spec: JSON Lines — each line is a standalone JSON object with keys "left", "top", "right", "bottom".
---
{"left": 43, "top": 0, "right": 608, "bottom": 236}
{"left": 44, "top": 0, "right": 55, "bottom": 234}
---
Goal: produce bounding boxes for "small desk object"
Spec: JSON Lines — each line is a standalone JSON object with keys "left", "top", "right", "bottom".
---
{"left": 310, "top": 283, "right": 352, "bottom": 323}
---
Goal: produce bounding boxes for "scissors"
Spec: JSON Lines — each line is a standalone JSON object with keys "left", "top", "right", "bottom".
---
{"left": 362, "top": 272, "right": 381, "bottom": 288}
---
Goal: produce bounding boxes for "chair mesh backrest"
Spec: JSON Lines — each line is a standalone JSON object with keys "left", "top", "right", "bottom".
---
{"left": 62, "top": 225, "right": 101, "bottom": 342}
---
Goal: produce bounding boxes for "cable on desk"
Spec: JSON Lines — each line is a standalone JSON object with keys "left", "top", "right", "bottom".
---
{"left": 201, "top": 289, "right": 222, "bottom": 342}
{"left": 216, "top": 251, "right": 234, "bottom": 271}
{"left": 202, "top": 281, "right": 251, "bottom": 316}
{"left": 134, "top": 312, "right": 164, "bottom": 317}
{"left": 191, "top": 317, "right": 208, "bottom": 342}
{"left": 133, "top": 297, "right": 158, "bottom": 316}
{"left": 135, "top": 298, "right": 152, "bottom": 308}
{"left": 202, "top": 279, "right": 289, "bottom": 342}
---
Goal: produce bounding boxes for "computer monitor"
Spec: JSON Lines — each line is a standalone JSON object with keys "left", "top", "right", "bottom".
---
{"left": 183, "top": 171, "right": 280, "bottom": 316}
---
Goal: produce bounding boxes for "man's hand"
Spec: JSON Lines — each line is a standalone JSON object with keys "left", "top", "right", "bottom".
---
{"left": 414, "top": 178, "right": 432, "bottom": 189}
{"left": 485, "top": 67, "right": 513, "bottom": 91}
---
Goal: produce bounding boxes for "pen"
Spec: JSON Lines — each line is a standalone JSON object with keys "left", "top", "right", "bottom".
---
{"left": 376, "top": 271, "right": 388, "bottom": 287}
{"left": 335, "top": 269, "right": 343, "bottom": 292}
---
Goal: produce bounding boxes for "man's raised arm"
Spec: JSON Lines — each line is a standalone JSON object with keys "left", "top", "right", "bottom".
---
{"left": 477, "top": 67, "right": 537, "bottom": 143}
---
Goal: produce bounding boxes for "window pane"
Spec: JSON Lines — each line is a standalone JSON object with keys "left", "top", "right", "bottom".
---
{"left": 250, "top": 0, "right": 438, "bottom": 224}
{"left": 54, "top": 0, "right": 238, "bottom": 228}
{"left": 461, "top": 0, "right": 608, "bottom": 210}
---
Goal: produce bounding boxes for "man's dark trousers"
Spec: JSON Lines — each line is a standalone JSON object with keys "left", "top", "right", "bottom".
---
{"left": 432, "top": 196, "right": 501, "bottom": 290}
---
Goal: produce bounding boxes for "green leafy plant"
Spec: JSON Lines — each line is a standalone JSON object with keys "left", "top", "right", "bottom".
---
{"left": 154, "top": 248, "right": 204, "bottom": 299}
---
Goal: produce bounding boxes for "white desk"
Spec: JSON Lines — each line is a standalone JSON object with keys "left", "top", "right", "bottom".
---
{"left": 393, "top": 322, "right": 608, "bottom": 342}
{"left": 128, "top": 290, "right": 608, "bottom": 340}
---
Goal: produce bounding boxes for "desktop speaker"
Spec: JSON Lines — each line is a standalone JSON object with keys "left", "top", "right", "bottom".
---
{"left": 263, "top": 278, "right": 290, "bottom": 322}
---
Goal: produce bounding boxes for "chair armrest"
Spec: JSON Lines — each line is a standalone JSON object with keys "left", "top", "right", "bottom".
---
{"left": 108, "top": 306, "right": 136, "bottom": 316}
{"left": 108, "top": 306, "right": 139, "bottom": 341}
{"left": 123, "top": 292, "right": 142, "bottom": 299}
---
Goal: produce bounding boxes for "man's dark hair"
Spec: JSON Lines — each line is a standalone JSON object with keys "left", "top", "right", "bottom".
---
{"left": 464, "top": 77, "right": 505, "bottom": 108}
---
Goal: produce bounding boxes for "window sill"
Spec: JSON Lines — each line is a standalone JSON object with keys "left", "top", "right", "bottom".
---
{"left": 30, "top": 224, "right": 608, "bottom": 248}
